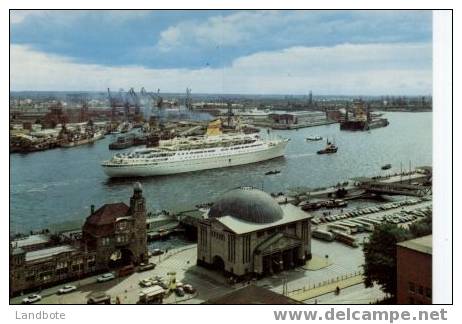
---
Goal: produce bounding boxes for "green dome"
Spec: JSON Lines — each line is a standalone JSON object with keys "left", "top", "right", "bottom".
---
{"left": 209, "top": 187, "right": 283, "bottom": 224}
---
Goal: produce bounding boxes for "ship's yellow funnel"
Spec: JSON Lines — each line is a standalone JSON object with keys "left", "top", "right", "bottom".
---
{"left": 206, "top": 119, "right": 222, "bottom": 136}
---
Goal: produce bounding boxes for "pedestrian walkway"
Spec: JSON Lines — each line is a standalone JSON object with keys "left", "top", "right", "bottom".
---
{"left": 287, "top": 273, "right": 364, "bottom": 301}
{"left": 303, "top": 254, "right": 333, "bottom": 270}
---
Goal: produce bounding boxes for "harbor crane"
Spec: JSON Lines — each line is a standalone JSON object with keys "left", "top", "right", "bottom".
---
{"left": 140, "top": 87, "right": 159, "bottom": 110}
{"left": 128, "top": 88, "right": 141, "bottom": 116}
{"left": 107, "top": 88, "right": 117, "bottom": 122}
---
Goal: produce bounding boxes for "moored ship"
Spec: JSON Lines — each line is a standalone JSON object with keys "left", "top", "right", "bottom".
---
{"left": 61, "top": 130, "right": 105, "bottom": 148}
{"left": 340, "top": 100, "right": 389, "bottom": 131}
{"left": 101, "top": 120, "right": 289, "bottom": 177}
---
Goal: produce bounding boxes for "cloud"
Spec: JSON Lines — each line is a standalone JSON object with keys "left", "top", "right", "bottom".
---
{"left": 10, "top": 43, "right": 432, "bottom": 95}
{"left": 10, "top": 10, "right": 432, "bottom": 70}
{"left": 156, "top": 10, "right": 432, "bottom": 53}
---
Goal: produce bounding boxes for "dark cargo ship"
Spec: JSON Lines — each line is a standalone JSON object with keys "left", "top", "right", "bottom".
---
{"left": 340, "top": 100, "right": 389, "bottom": 131}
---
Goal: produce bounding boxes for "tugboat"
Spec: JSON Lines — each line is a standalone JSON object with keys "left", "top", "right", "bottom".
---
{"left": 317, "top": 139, "right": 338, "bottom": 155}
{"left": 381, "top": 163, "right": 392, "bottom": 170}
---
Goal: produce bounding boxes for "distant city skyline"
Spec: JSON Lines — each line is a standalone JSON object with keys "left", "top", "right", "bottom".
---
{"left": 10, "top": 10, "right": 432, "bottom": 95}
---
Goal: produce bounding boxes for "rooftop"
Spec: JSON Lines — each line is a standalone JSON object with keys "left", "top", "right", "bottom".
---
{"left": 25, "top": 245, "right": 76, "bottom": 262}
{"left": 85, "top": 202, "right": 130, "bottom": 226}
{"left": 12, "top": 234, "right": 51, "bottom": 249}
{"left": 216, "top": 203, "right": 311, "bottom": 235}
{"left": 83, "top": 202, "right": 130, "bottom": 237}
{"left": 209, "top": 187, "right": 284, "bottom": 224}
{"left": 397, "top": 235, "right": 432, "bottom": 255}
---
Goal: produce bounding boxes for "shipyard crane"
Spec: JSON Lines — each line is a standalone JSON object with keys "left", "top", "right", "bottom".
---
{"left": 140, "top": 87, "right": 155, "bottom": 106}
{"left": 117, "top": 88, "right": 131, "bottom": 119}
{"left": 128, "top": 88, "right": 141, "bottom": 116}
{"left": 107, "top": 88, "right": 117, "bottom": 122}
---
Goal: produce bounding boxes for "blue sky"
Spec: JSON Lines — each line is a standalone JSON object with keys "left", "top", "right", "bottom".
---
{"left": 10, "top": 10, "right": 433, "bottom": 94}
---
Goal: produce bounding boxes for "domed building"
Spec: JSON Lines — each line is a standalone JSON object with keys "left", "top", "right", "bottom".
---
{"left": 197, "top": 187, "right": 312, "bottom": 277}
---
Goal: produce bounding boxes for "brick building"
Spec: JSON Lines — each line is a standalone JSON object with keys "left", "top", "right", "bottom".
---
{"left": 396, "top": 235, "right": 432, "bottom": 304}
{"left": 10, "top": 183, "right": 148, "bottom": 296}
{"left": 82, "top": 182, "right": 148, "bottom": 269}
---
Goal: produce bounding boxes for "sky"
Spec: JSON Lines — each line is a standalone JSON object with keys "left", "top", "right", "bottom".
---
{"left": 10, "top": 10, "right": 433, "bottom": 95}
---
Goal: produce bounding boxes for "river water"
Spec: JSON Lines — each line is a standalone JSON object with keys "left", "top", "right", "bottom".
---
{"left": 10, "top": 112, "right": 432, "bottom": 233}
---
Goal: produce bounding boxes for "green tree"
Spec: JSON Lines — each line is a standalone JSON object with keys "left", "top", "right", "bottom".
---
{"left": 408, "top": 214, "right": 432, "bottom": 237}
{"left": 362, "top": 223, "right": 410, "bottom": 297}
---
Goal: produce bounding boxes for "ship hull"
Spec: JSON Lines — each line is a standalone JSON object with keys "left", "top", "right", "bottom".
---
{"left": 61, "top": 133, "right": 105, "bottom": 148}
{"left": 340, "top": 118, "right": 389, "bottom": 131}
{"left": 103, "top": 140, "right": 288, "bottom": 177}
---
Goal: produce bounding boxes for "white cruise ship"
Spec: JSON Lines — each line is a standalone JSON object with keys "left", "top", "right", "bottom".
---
{"left": 101, "top": 121, "right": 288, "bottom": 177}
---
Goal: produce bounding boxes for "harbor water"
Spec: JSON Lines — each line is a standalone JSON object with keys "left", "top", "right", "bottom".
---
{"left": 10, "top": 112, "right": 432, "bottom": 233}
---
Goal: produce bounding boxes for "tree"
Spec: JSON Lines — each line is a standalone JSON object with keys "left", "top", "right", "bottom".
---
{"left": 408, "top": 214, "right": 432, "bottom": 237}
{"left": 362, "top": 223, "right": 410, "bottom": 297}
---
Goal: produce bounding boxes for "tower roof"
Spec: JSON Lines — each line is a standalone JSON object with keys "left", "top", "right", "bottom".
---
{"left": 83, "top": 202, "right": 130, "bottom": 237}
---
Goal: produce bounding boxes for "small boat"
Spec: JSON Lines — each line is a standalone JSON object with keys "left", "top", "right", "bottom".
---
{"left": 381, "top": 164, "right": 392, "bottom": 170}
{"left": 317, "top": 139, "right": 338, "bottom": 155}
{"left": 265, "top": 170, "right": 281, "bottom": 175}
{"left": 306, "top": 136, "right": 323, "bottom": 141}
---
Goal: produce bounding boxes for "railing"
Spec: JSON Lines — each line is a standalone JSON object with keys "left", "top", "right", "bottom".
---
{"left": 286, "top": 270, "right": 364, "bottom": 296}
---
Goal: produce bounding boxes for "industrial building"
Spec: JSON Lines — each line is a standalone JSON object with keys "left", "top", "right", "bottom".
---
{"left": 197, "top": 187, "right": 312, "bottom": 278}
{"left": 396, "top": 235, "right": 432, "bottom": 304}
{"left": 268, "top": 111, "right": 333, "bottom": 129}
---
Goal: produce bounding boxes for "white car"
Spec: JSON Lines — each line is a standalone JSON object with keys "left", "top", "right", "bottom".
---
{"left": 139, "top": 279, "right": 155, "bottom": 288}
{"left": 97, "top": 273, "right": 115, "bottom": 283}
{"left": 22, "top": 294, "right": 42, "bottom": 304}
{"left": 57, "top": 285, "right": 77, "bottom": 294}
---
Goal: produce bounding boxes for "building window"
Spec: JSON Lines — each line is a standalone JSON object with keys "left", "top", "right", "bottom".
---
{"left": 116, "top": 235, "right": 126, "bottom": 243}
{"left": 228, "top": 235, "right": 236, "bottom": 263}
{"left": 101, "top": 237, "right": 111, "bottom": 246}
{"left": 242, "top": 235, "right": 251, "bottom": 264}
{"left": 408, "top": 282, "right": 415, "bottom": 293}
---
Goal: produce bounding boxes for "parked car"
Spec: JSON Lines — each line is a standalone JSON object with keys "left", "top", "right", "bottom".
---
{"left": 183, "top": 284, "right": 196, "bottom": 294}
{"left": 87, "top": 292, "right": 111, "bottom": 304}
{"left": 97, "top": 273, "right": 115, "bottom": 283}
{"left": 57, "top": 285, "right": 77, "bottom": 294}
{"left": 152, "top": 249, "right": 164, "bottom": 256}
{"left": 174, "top": 287, "right": 185, "bottom": 297}
{"left": 139, "top": 279, "right": 155, "bottom": 288}
{"left": 156, "top": 280, "right": 168, "bottom": 290}
{"left": 118, "top": 265, "right": 135, "bottom": 277}
{"left": 22, "top": 294, "right": 42, "bottom": 304}
{"left": 138, "top": 262, "right": 156, "bottom": 272}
